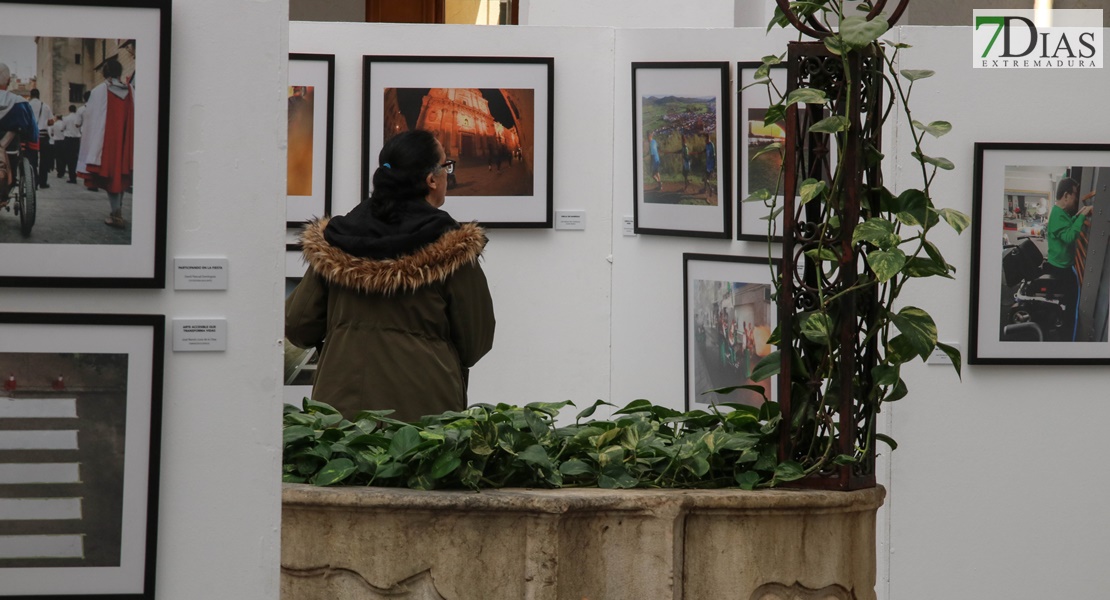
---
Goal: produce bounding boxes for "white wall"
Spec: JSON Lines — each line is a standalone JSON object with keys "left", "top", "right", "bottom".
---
{"left": 2, "top": 0, "right": 285, "bottom": 598}
{"left": 522, "top": 0, "right": 734, "bottom": 27}
{"left": 159, "top": 1, "right": 287, "bottom": 597}
{"left": 887, "top": 26, "right": 1110, "bottom": 600}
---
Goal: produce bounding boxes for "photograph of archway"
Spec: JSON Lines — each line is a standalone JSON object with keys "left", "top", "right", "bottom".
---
{"left": 384, "top": 87, "right": 533, "bottom": 197}
{"left": 363, "top": 56, "right": 553, "bottom": 227}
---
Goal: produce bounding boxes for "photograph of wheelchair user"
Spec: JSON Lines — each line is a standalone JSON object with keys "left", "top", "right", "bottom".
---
{"left": 970, "top": 143, "right": 1110, "bottom": 365}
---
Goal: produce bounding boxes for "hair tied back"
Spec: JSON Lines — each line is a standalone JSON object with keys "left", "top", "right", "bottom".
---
{"left": 382, "top": 163, "right": 391, "bottom": 169}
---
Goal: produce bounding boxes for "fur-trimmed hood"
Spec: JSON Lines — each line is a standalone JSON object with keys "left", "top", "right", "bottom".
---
{"left": 300, "top": 218, "right": 487, "bottom": 295}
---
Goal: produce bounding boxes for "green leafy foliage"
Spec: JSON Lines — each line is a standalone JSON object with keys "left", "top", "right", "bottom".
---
{"left": 910, "top": 151, "right": 955, "bottom": 171}
{"left": 751, "top": 1, "right": 967, "bottom": 481}
{"left": 839, "top": 15, "right": 890, "bottom": 49}
{"left": 900, "top": 69, "right": 935, "bottom": 81}
{"left": 283, "top": 398, "right": 803, "bottom": 491}
{"left": 912, "top": 120, "right": 952, "bottom": 138}
{"left": 785, "top": 88, "right": 828, "bottom": 106}
{"left": 809, "top": 115, "right": 849, "bottom": 134}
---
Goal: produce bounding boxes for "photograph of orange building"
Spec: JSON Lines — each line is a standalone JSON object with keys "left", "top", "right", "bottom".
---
{"left": 286, "top": 85, "right": 314, "bottom": 197}
{"left": 384, "top": 87, "right": 534, "bottom": 197}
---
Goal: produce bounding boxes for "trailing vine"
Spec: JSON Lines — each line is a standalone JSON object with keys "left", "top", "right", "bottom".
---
{"left": 743, "top": 0, "right": 968, "bottom": 482}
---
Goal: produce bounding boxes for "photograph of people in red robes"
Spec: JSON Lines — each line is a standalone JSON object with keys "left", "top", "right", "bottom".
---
{"left": 0, "top": 35, "right": 135, "bottom": 245}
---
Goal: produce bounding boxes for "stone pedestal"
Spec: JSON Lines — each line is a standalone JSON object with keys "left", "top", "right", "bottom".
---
{"left": 282, "top": 483, "right": 884, "bottom": 600}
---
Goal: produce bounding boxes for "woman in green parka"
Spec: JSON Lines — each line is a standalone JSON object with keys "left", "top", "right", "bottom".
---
{"left": 285, "top": 130, "right": 495, "bottom": 421}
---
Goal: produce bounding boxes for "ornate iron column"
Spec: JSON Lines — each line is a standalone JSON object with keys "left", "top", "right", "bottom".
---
{"left": 775, "top": 0, "right": 909, "bottom": 490}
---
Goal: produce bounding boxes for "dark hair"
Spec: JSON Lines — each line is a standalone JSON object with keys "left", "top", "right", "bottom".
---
{"left": 1056, "top": 177, "right": 1079, "bottom": 201}
{"left": 102, "top": 58, "right": 123, "bottom": 80}
{"left": 29, "top": 88, "right": 39, "bottom": 98}
{"left": 369, "top": 129, "right": 441, "bottom": 221}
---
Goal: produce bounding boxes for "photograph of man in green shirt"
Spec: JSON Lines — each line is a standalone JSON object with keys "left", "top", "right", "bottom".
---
{"left": 1044, "top": 176, "right": 1095, "bottom": 341}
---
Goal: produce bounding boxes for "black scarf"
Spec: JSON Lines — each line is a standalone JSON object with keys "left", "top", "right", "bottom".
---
{"left": 323, "top": 199, "right": 459, "bottom": 260}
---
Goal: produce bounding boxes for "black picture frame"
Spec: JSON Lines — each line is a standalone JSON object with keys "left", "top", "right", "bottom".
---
{"left": 0, "top": 0, "right": 171, "bottom": 288}
{"left": 0, "top": 312, "right": 164, "bottom": 598}
{"left": 632, "top": 62, "right": 732, "bottom": 239}
{"left": 286, "top": 53, "right": 334, "bottom": 251}
{"left": 362, "top": 55, "right": 554, "bottom": 228}
{"left": 683, "top": 253, "right": 778, "bottom": 410}
{"left": 736, "top": 61, "right": 786, "bottom": 243}
{"left": 969, "top": 142, "right": 1110, "bottom": 364}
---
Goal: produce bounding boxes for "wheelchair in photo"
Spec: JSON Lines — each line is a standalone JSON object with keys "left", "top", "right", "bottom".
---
{"left": 0, "top": 131, "right": 36, "bottom": 236}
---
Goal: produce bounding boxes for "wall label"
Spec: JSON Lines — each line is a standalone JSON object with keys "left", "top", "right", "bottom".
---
{"left": 172, "top": 319, "right": 228, "bottom": 352}
{"left": 174, "top": 258, "right": 229, "bottom": 290}
{"left": 555, "top": 210, "right": 586, "bottom": 230}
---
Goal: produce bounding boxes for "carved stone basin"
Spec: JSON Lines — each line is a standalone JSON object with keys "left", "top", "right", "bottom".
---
{"left": 281, "top": 483, "right": 884, "bottom": 600}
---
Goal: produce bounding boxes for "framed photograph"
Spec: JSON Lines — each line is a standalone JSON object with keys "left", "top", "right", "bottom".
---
{"left": 362, "top": 55, "right": 554, "bottom": 228}
{"left": 632, "top": 62, "right": 731, "bottom": 238}
{"left": 683, "top": 254, "right": 778, "bottom": 409}
{"left": 970, "top": 142, "right": 1110, "bottom": 364}
{"left": 0, "top": 312, "right": 164, "bottom": 598}
{"left": 287, "top": 54, "right": 334, "bottom": 251}
{"left": 737, "top": 61, "right": 786, "bottom": 242}
{"left": 0, "top": 0, "right": 171, "bottom": 288}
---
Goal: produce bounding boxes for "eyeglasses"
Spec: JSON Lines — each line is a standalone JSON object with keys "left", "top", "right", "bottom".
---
{"left": 439, "top": 159, "right": 456, "bottom": 175}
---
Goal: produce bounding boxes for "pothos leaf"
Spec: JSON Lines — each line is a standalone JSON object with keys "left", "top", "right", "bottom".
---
{"left": 799, "top": 179, "right": 827, "bottom": 206}
{"left": 809, "top": 115, "right": 849, "bottom": 134}
{"left": 749, "top": 350, "right": 781, "bottom": 383}
{"left": 912, "top": 119, "right": 952, "bottom": 138}
{"left": 936, "top": 341, "right": 963, "bottom": 381}
{"left": 313, "top": 458, "right": 357, "bottom": 487}
{"left": 891, "top": 306, "right": 938, "bottom": 361}
{"left": 744, "top": 188, "right": 774, "bottom": 203}
{"left": 785, "top": 88, "right": 827, "bottom": 105}
{"left": 900, "top": 69, "right": 935, "bottom": 81}
{"left": 773, "top": 460, "right": 806, "bottom": 482}
{"left": 876, "top": 433, "right": 899, "bottom": 450}
{"left": 911, "top": 151, "right": 955, "bottom": 171}
{"left": 800, "top": 312, "right": 834, "bottom": 346}
{"left": 839, "top": 15, "right": 890, "bottom": 49}
{"left": 852, "top": 218, "right": 899, "bottom": 249}
{"left": 938, "top": 207, "right": 971, "bottom": 234}
{"left": 866, "top": 248, "right": 907, "bottom": 282}
{"left": 751, "top": 142, "right": 783, "bottom": 161}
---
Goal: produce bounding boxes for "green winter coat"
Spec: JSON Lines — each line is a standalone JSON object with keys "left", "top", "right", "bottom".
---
{"left": 285, "top": 218, "right": 495, "bottom": 421}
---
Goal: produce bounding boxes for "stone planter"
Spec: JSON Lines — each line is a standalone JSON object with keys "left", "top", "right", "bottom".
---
{"left": 282, "top": 483, "right": 884, "bottom": 600}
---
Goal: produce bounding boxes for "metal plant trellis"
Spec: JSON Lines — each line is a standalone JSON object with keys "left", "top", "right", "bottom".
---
{"left": 775, "top": 0, "right": 909, "bottom": 490}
